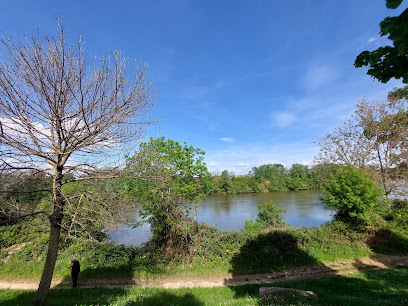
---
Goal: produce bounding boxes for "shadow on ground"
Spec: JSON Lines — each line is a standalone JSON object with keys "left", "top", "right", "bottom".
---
{"left": 0, "top": 289, "right": 205, "bottom": 306}
{"left": 54, "top": 251, "right": 167, "bottom": 289}
{"left": 223, "top": 229, "right": 408, "bottom": 304}
{"left": 227, "top": 230, "right": 330, "bottom": 274}
{"left": 54, "top": 265, "right": 137, "bottom": 289}
{"left": 219, "top": 266, "right": 408, "bottom": 305}
{"left": 366, "top": 228, "right": 408, "bottom": 255}
{"left": 224, "top": 230, "right": 334, "bottom": 297}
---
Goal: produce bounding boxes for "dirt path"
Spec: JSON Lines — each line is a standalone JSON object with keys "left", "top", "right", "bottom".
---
{"left": 1, "top": 254, "right": 408, "bottom": 290}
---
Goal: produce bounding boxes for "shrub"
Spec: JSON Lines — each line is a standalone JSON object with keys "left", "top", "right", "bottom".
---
{"left": 256, "top": 201, "right": 286, "bottom": 227}
{"left": 321, "top": 165, "right": 383, "bottom": 229}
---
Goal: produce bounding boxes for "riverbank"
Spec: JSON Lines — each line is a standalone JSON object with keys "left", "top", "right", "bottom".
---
{"left": 1, "top": 218, "right": 408, "bottom": 282}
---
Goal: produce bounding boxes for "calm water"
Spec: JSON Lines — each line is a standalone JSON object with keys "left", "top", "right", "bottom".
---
{"left": 108, "top": 190, "right": 333, "bottom": 246}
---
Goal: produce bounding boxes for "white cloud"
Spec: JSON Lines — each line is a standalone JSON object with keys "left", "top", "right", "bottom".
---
{"left": 209, "top": 161, "right": 221, "bottom": 167}
{"left": 0, "top": 117, "right": 51, "bottom": 145}
{"left": 205, "top": 141, "right": 319, "bottom": 175}
{"left": 270, "top": 112, "right": 296, "bottom": 128}
{"left": 368, "top": 37, "right": 377, "bottom": 43}
{"left": 219, "top": 137, "right": 235, "bottom": 142}
{"left": 365, "top": 35, "right": 391, "bottom": 48}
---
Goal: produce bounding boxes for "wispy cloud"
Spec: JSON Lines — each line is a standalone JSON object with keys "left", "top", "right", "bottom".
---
{"left": 368, "top": 36, "right": 378, "bottom": 43}
{"left": 183, "top": 85, "right": 209, "bottom": 100}
{"left": 205, "top": 141, "right": 319, "bottom": 175}
{"left": 270, "top": 112, "right": 296, "bottom": 128}
{"left": 365, "top": 35, "right": 390, "bottom": 48}
{"left": 219, "top": 137, "right": 235, "bottom": 143}
{"left": 301, "top": 63, "right": 339, "bottom": 92}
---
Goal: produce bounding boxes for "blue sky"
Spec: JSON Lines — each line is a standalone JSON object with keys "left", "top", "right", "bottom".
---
{"left": 0, "top": 0, "right": 406, "bottom": 174}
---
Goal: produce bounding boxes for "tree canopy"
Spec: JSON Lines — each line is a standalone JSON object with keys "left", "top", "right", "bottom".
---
{"left": 354, "top": 0, "right": 408, "bottom": 83}
{"left": 126, "top": 137, "right": 210, "bottom": 253}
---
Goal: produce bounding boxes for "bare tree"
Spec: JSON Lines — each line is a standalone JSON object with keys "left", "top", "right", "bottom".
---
{"left": 0, "top": 22, "right": 156, "bottom": 305}
{"left": 356, "top": 99, "right": 408, "bottom": 198}
{"left": 315, "top": 119, "right": 374, "bottom": 168}
{"left": 315, "top": 99, "right": 408, "bottom": 199}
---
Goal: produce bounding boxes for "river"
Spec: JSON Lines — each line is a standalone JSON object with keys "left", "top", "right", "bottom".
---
{"left": 108, "top": 190, "right": 333, "bottom": 246}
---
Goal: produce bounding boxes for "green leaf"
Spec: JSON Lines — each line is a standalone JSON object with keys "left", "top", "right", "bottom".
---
{"left": 386, "top": 0, "right": 403, "bottom": 9}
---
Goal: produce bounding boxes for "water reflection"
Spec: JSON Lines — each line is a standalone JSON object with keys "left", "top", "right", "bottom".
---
{"left": 108, "top": 190, "right": 333, "bottom": 246}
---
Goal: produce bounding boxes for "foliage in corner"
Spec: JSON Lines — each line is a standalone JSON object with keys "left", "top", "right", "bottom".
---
{"left": 355, "top": 0, "right": 408, "bottom": 83}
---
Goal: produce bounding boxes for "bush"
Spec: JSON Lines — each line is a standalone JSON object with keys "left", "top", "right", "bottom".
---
{"left": 244, "top": 201, "right": 286, "bottom": 235}
{"left": 256, "top": 201, "right": 286, "bottom": 227}
{"left": 387, "top": 199, "right": 408, "bottom": 231}
{"left": 321, "top": 165, "right": 384, "bottom": 229}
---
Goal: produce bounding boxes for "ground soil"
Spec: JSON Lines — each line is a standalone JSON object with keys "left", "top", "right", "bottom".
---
{"left": 1, "top": 254, "right": 408, "bottom": 290}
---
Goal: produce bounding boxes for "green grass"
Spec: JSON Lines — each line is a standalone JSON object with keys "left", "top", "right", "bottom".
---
{"left": 1, "top": 267, "right": 408, "bottom": 305}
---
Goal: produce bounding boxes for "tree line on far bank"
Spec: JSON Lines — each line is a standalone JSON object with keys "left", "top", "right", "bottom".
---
{"left": 206, "top": 163, "right": 320, "bottom": 195}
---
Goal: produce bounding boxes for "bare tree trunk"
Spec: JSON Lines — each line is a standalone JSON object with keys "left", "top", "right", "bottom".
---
{"left": 34, "top": 173, "right": 64, "bottom": 306}
{"left": 34, "top": 218, "right": 61, "bottom": 306}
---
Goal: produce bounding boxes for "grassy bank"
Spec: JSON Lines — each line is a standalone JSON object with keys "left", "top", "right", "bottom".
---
{"left": 1, "top": 267, "right": 407, "bottom": 305}
{"left": 2, "top": 220, "right": 408, "bottom": 281}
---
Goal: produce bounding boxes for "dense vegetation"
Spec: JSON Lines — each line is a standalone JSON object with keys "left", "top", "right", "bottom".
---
{"left": 207, "top": 163, "right": 320, "bottom": 195}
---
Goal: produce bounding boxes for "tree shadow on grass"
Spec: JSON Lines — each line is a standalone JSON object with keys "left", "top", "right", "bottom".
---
{"left": 119, "top": 291, "right": 204, "bottom": 306}
{"left": 224, "top": 229, "right": 408, "bottom": 304}
{"left": 53, "top": 266, "right": 135, "bottom": 289}
{"left": 53, "top": 253, "right": 166, "bottom": 289}
{"left": 224, "top": 230, "right": 334, "bottom": 298}
{"left": 47, "top": 288, "right": 204, "bottom": 306}
{"left": 366, "top": 228, "right": 408, "bottom": 255}
{"left": 228, "top": 230, "right": 325, "bottom": 275}
{"left": 221, "top": 267, "right": 408, "bottom": 305}
{"left": 0, "top": 288, "right": 204, "bottom": 306}
{"left": 0, "top": 290, "right": 36, "bottom": 306}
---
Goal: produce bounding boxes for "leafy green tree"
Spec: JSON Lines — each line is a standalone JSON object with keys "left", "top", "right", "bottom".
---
{"left": 127, "top": 137, "right": 210, "bottom": 253}
{"left": 244, "top": 200, "right": 286, "bottom": 234}
{"left": 256, "top": 201, "right": 286, "bottom": 227}
{"left": 231, "top": 176, "right": 253, "bottom": 193}
{"left": 321, "top": 165, "right": 384, "bottom": 229}
{"left": 355, "top": 0, "right": 408, "bottom": 83}
{"left": 288, "top": 163, "right": 317, "bottom": 190}
{"left": 251, "top": 164, "right": 288, "bottom": 191}
{"left": 220, "top": 170, "right": 234, "bottom": 194}
{"left": 388, "top": 85, "right": 408, "bottom": 100}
